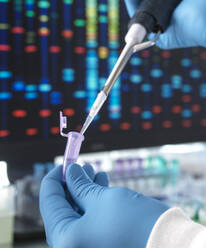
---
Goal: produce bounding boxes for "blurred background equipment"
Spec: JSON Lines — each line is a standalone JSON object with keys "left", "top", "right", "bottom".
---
{"left": 14, "top": 162, "right": 54, "bottom": 241}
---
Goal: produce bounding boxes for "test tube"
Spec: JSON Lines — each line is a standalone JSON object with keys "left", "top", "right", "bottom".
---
{"left": 126, "top": 158, "right": 136, "bottom": 190}
{"left": 33, "top": 163, "right": 45, "bottom": 181}
{"left": 62, "top": 132, "right": 84, "bottom": 181}
{"left": 115, "top": 159, "right": 125, "bottom": 186}
{"left": 198, "top": 207, "right": 206, "bottom": 226}
{"left": 95, "top": 160, "right": 102, "bottom": 172}
{"left": 137, "top": 158, "right": 144, "bottom": 175}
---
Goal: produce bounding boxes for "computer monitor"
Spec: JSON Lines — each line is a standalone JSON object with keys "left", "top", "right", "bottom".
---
{"left": 0, "top": 0, "right": 206, "bottom": 179}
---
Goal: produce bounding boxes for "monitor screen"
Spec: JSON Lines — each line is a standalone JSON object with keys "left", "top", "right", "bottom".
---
{"left": 1, "top": 0, "right": 206, "bottom": 174}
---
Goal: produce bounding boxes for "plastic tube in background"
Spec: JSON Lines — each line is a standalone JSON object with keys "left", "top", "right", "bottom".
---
{"left": 62, "top": 131, "right": 84, "bottom": 182}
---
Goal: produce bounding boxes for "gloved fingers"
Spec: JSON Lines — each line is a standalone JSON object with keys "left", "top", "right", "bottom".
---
{"left": 148, "top": 29, "right": 181, "bottom": 50}
{"left": 40, "top": 166, "right": 80, "bottom": 245}
{"left": 94, "top": 171, "right": 110, "bottom": 186}
{"left": 66, "top": 164, "right": 105, "bottom": 211}
{"left": 83, "top": 164, "right": 109, "bottom": 186}
{"left": 124, "top": 0, "right": 140, "bottom": 17}
{"left": 82, "top": 164, "right": 95, "bottom": 181}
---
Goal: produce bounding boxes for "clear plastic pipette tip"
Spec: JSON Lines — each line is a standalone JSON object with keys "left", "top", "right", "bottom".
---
{"left": 80, "top": 91, "right": 107, "bottom": 135}
{"left": 80, "top": 115, "right": 93, "bottom": 135}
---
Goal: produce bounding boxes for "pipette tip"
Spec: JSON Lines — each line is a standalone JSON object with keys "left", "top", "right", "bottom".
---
{"left": 80, "top": 115, "right": 93, "bottom": 135}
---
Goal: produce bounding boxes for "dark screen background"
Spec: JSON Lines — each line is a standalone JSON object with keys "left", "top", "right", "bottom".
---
{"left": 0, "top": 0, "right": 206, "bottom": 179}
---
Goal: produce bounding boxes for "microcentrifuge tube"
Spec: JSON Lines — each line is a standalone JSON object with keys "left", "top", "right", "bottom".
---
{"left": 62, "top": 131, "right": 84, "bottom": 181}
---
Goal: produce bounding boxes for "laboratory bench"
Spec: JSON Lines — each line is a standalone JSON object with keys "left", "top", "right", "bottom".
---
{"left": 0, "top": 241, "right": 48, "bottom": 248}
{"left": 14, "top": 241, "right": 48, "bottom": 248}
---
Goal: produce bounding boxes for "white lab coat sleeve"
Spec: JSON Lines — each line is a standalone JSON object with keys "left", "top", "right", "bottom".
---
{"left": 146, "top": 207, "right": 206, "bottom": 248}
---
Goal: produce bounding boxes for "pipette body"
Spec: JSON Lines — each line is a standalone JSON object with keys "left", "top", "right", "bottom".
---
{"left": 80, "top": 0, "right": 182, "bottom": 135}
{"left": 80, "top": 24, "right": 147, "bottom": 135}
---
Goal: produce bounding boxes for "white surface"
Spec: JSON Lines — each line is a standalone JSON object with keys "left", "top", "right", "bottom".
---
{"left": 147, "top": 208, "right": 206, "bottom": 248}
{"left": 0, "top": 186, "right": 15, "bottom": 246}
{"left": 0, "top": 186, "right": 15, "bottom": 215}
{"left": 0, "top": 161, "right": 10, "bottom": 187}
{"left": 125, "top": 23, "right": 146, "bottom": 45}
{"left": 0, "top": 215, "right": 14, "bottom": 245}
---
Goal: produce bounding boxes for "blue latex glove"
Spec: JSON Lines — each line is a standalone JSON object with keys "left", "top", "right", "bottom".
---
{"left": 124, "top": 0, "right": 206, "bottom": 49}
{"left": 40, "top": 164, "right": 169, "bottom": 248}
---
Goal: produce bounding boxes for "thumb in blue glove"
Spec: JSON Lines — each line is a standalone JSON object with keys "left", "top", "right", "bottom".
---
{"left": 40, "top": 164, "right": 109, "bottom": 246}
{"left": 40, "top": 164, "right": 168, "bottom": 248}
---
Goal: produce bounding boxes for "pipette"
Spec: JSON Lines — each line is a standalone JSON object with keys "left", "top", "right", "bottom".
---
{"left": 80, "top": 28, "right": 159, "bottom": 135}
{"left": 80, "top": 0, "right": 182, "bottom": 135}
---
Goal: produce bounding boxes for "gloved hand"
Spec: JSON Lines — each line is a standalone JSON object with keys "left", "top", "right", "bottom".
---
{"left": 40, "top": 164, "right": 169, "bottom": 248}
{"left": 125, "top": 0, "right": 206, "bottom": 49}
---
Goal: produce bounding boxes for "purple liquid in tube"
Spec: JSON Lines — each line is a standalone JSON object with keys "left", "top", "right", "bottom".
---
{"left": 115, "top": 159, "right": 124, "bottom": 179}
{"left": 60, "top": 112, "right": 84, "bottom": 181}
{"left": 95, "top": 160, "right": 102, "bottom": 172}
{"left": 62, "top": 132, "right": 84, "bottom": 181}
{"left": 137, "top": 158, "right": 143, "bottom": 175}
